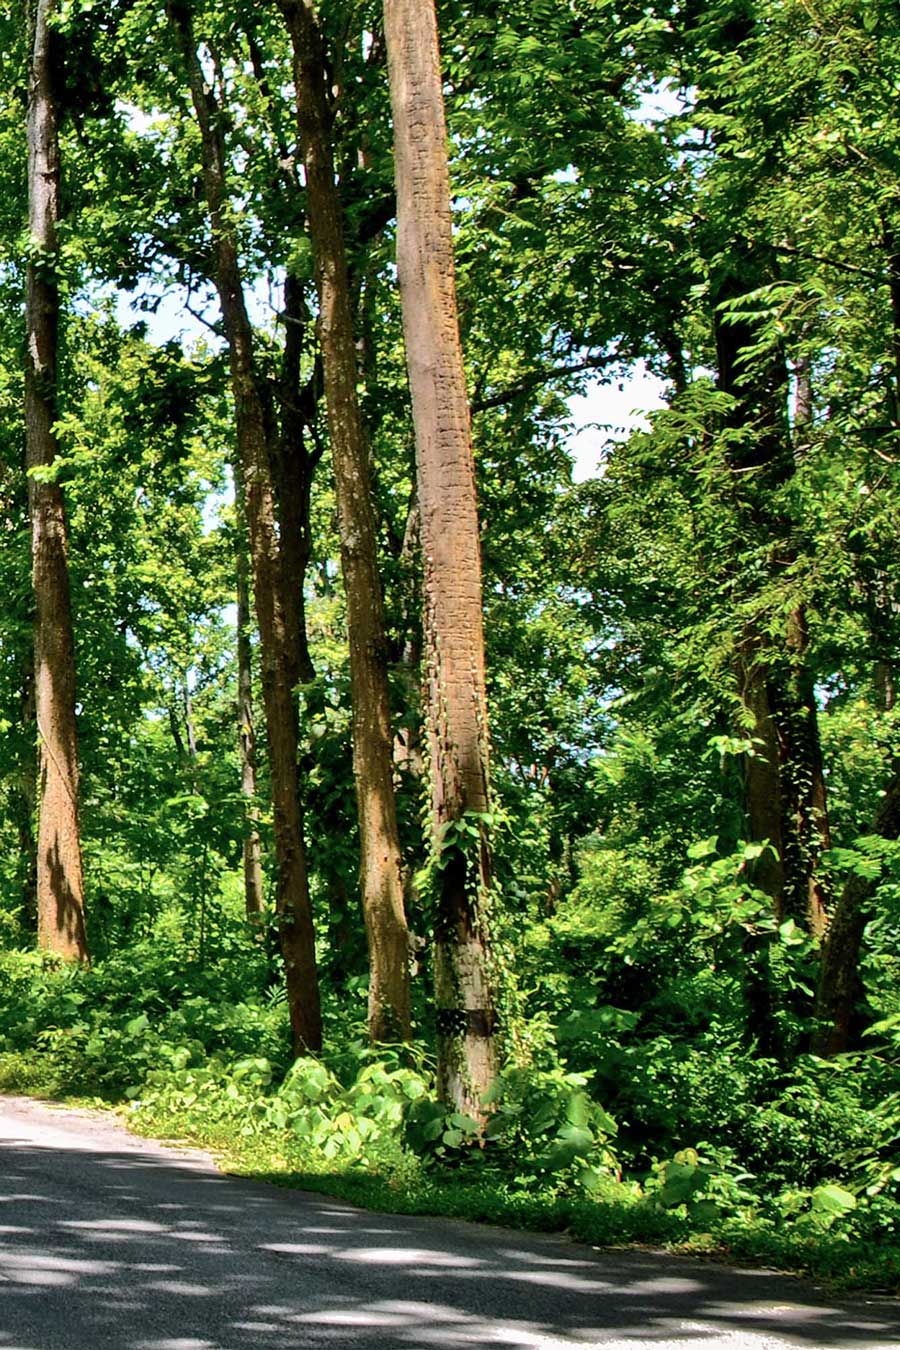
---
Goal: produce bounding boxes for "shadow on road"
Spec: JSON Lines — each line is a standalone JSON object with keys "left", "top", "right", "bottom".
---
{"left": 0, "top": 1124, "right": 897, "bottom": 1349}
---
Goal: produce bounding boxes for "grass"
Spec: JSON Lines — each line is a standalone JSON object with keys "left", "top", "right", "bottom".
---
{"left": 2, "top": 1051, "right": 898, "bottom": 1295}
{"left": 111, "top": 1097, "right": 900, "bottom": 1294}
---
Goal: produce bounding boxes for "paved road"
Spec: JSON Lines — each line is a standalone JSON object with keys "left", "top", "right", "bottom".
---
{"left": 0, "top": 1096, "right": 897, "bottom": 1349}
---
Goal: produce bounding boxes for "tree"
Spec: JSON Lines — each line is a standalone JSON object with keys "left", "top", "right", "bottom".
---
{"left": 25, "top": 0, "right": 89, "bottom": 961}
{"left": 383, "top": 0, "right": 497, "bottom": 1112}
{"left": 234, "top": 491, "right": 264, "bottom": 923}
{"left": 279, "top": 0, "right": 411, "bottom": 1043}
{"left": 167, "top": 0, "right": 321, "bottom": 1053}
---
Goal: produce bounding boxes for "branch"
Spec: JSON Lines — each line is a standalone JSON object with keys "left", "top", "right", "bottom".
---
{"left": 307, "top": 417, "right": 326, "bottom": 472}
{"left": 470, "top": 353, "right": 627, "bottom": 414}
{"left": 183, "top": 297, "right": 223, "bottom": 336}
{"left": 775, "top": 241, "right": 885, "bottom": 283}
{"left": 352, "top": 192, "right": 396, "bottom": 247}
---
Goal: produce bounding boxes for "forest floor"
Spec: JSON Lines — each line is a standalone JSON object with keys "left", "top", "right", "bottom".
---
{"left": 0, "top": 1094, "right": 897, "bottom": 1350}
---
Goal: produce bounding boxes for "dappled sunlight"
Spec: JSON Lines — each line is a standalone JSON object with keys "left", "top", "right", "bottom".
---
{"left": 0, "top": 1099, "right": 897, "bottom": 1348}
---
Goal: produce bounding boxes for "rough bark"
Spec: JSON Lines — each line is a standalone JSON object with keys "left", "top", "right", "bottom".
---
{"left": 281, "top": 0, "right": 411, "bottom": 1042}
{"left": 25, "top": 0, "right": 88, "bottom": 963}
{"left": 384, "top": 0, "right": 497, "bottom": 1111}
{"left": 168, "top": 0, "right": 320, "bottom": 1053}
{"left": 235, "top": 496, "right": 265, "bottom": 923}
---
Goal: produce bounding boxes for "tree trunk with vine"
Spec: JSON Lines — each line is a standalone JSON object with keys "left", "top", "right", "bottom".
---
{"left": 384, "top": 0, "right": 497, "bottom": 1112}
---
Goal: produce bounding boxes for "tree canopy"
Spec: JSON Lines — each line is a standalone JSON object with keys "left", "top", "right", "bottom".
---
{"left": 0, "top": 0, "right": 898, "bottom": 1290}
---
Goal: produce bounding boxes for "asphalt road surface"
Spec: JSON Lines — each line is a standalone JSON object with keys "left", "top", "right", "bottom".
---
{"left": 0, "top": 1095, "right": 897, "bottom": 1350}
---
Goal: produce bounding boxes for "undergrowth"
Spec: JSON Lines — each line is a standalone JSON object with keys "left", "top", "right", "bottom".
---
{"left": 1, "top": 944, "right": 898, "bottom": 1294}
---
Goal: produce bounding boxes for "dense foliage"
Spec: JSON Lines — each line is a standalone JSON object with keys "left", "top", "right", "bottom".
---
{"left": 0, "top": 0, "right": 898, "bottom": 1290}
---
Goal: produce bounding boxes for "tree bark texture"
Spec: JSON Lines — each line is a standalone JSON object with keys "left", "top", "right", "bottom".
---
{"left": 235, "top": 495, "right": 265, "bottom": 923}
{"left": 282, "top": 0, "right": 412, "bottom": 1043}
{"left": 384, "top": 0, "right": 497, "bottom": 1110}
{"left": 25, "top": 0, "right": 89, "bottom": 963}
{"left": 168, "top": 0, "right": 320, "bottom": 1053}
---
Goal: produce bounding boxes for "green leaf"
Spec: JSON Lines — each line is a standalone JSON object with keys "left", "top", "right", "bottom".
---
{"left": 557, "top": 1123, "right": 593, "bottom": 1156}
{"left": 450, "top": 1113, "right": 481, "bottom": 1134}
{"left": 539, "top": 1141, "right": 579, "bottom": 1172}
{"left": 480, "top": 1078, "right": 503, "bottom": 1106}
{"left": 565, "top": 1091, "right": 590, "bottom": 1128}
{"left": 811, "top": 1184, "right": 857, "bottom": 1215}
{"left": 577, "top": 1165, "right": 604, "bottom": 1193}
{"left": 658, "top": 1161, "right": 706, "bottom": 1208}
{"left": 688, "top": 1199, "right": 720, "bottom": 1224}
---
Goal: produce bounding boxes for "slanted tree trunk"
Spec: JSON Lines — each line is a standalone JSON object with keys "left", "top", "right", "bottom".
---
{"left": 168, "top": 0, "right": 320, "bottom": 1053}
{"left": 280, "top": 0, "right": 411, "bottom": 1042}
{"left": 813, "top": 213, "right": 900, "bottom": 1054}
{"left": 814, "top": 770, "right": 900, "bottom": 1055}
{"left": 816, "top": 559, "right": 900, "bottom": 1054}
{"left": 235, "top": 495, "right": 265, "bottom": 923}
{"left": 25, "top": 0, "right": 88, "bottom": 963}
{"left": 384, "top": 0, "right": 497, "bottom": 1111}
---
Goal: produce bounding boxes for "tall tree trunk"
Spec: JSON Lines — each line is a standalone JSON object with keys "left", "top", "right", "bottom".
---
{"left": 695, "top": 0, "right": 834, "bottom": 947}
{"left": 714, "top": 285, "right": 830, "bottom": 939}
{"left": 777, "top": 607, "right": 831, "bottom": 940}
{"left": 25, "top": 0, "right": 88, "bottom": 963}
{"left": 280, "top": 0, "right": 411, "bottom": 1042}
{"left": 168, "top": 0, "right": 320, "bottom": 1053}
{"left": 813, "top": 209, "right": 900, "bottom": 1053}
{"left": 384, "top": 0, "right": 497, "bottom": 1111}
{"left": 235, "top": 494, "right": 265, "bottom": 923}
{"left": 270, "top": 272, "right": 317, "bottom": 691}
{"left": 736, "top": 652, "right": 786, "bottom": 908}
{"left": 816, "top": 564, "right": 900, "bottom": 1054}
